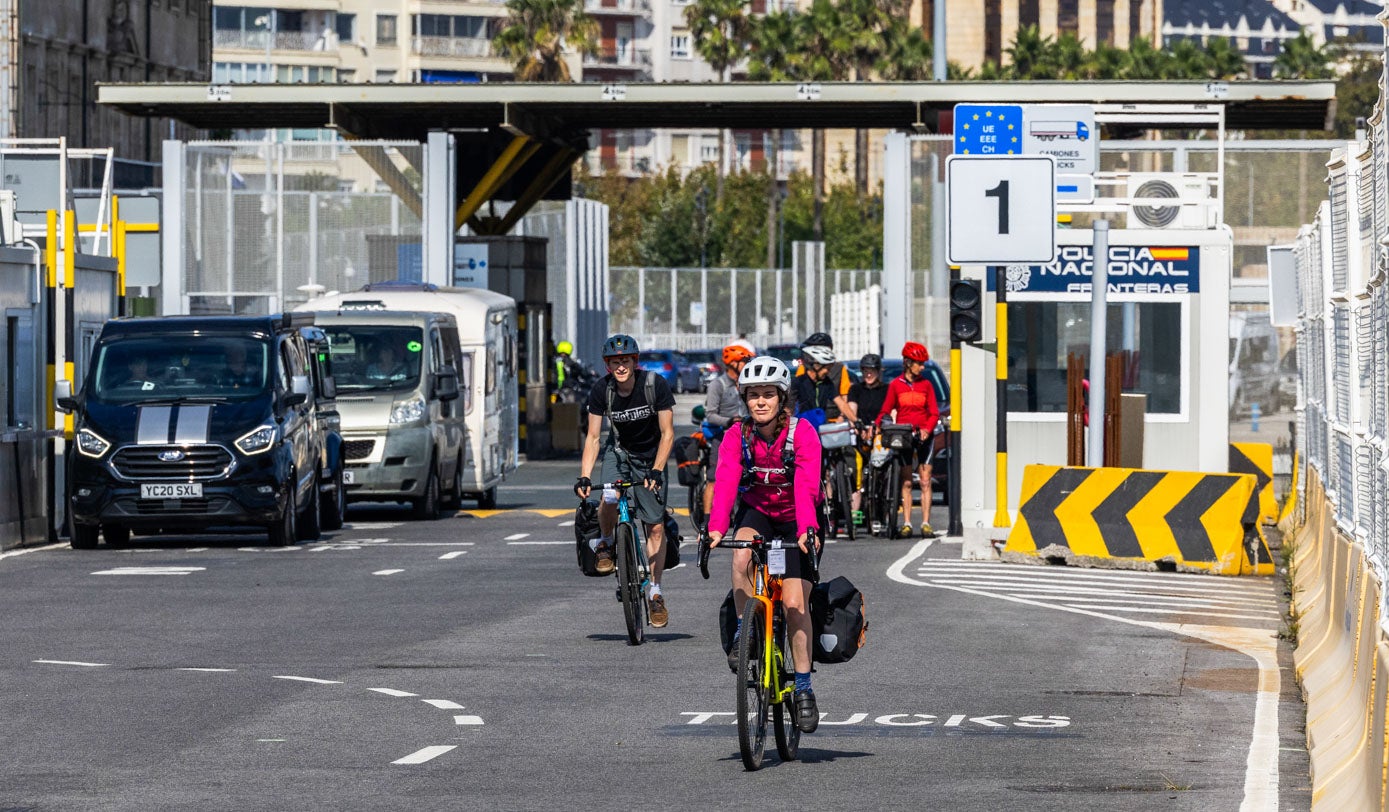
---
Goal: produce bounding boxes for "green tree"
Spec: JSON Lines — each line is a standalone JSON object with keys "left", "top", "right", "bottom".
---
{"left": 1332, "top": 50, "right": 1381, "bottom": 137}
{"left": 1274, "top": 29, "right": 1334, "bottom": 79}
{"left": 1204, "top": 37, "right": 1246, "bottom": 79}
{"left": 494, "top": 0, "right": 597, "bottom": 82}
{"left": 1003, "top": 25, "right": 1056, "bottom": 79}
{"left": 876, "top": 20, "right": 934, "bottom": 81}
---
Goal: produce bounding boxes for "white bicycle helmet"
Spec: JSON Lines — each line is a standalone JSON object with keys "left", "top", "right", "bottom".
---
{"left": 800, "top": 344, "right": 835, "bottom": 365}
{"left": 738, "top": 356, "right": 792, "bottom": 393}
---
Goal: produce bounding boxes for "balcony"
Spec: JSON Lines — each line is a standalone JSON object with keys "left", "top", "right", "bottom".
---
{"left": 214, "top": 29, "right": 338, "bottom": 52}
{"left": 583, "top": 0, "right": 651, "bottom": 14}
{"left": 583, "top": 47, "right": 652, "bottom": 71}
{"left": 411, "top": 35, "right": 493, "bottom": 58}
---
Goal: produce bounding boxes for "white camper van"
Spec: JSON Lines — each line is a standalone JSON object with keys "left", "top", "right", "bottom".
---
{"left": 298, "top": 283, "right": 519, "bottom": 507}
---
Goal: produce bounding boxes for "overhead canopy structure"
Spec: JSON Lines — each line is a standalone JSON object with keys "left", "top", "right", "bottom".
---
{"left": 99, "top": 80, "right": 1337, "bottom": 235}
{"left": 99, "top": 80, "right": 1336, "bottom": 136}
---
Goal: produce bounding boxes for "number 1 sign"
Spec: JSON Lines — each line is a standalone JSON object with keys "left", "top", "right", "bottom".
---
{"left": 945, "top": 155, "right": 1057, "bottom": 265}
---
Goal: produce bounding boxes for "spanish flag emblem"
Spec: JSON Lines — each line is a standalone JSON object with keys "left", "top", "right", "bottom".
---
{"left": 1147, "top": 247, "right": 1190, "bottom": 261}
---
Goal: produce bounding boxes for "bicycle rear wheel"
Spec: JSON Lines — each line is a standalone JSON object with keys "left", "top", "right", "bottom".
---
{"left": 615, "top": 522, "right": 646, "bottom": 646}
{"left": 736, "top": 600, "right": 769, "bottom": 771}
{"left": 878, "top": 457, "right": 901, "bottom": 539}
{"left": 771, "top": 607, "right": 800, "bottom": 762}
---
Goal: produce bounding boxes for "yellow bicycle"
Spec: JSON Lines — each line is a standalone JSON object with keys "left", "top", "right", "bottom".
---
{"left": 699, "top": 531, "right": 819, "bottom": 770}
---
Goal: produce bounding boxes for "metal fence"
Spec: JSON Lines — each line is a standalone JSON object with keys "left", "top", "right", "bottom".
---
{"left": 1291, "top": 101, "right": 1389, "bottom": 620}
{"left": 608, "top": 266, "right": 881, "bottom": 352}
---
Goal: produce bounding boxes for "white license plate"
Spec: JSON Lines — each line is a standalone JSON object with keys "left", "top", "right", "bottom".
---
{"left": 342, "top": 470, "right": 355, "bottom": 485}
{"left": 140, "top": 483, "right": 203, "bottom": 499}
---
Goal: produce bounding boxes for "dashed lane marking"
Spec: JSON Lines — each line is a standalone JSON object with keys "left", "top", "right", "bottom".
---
{"left": 453, "top": 715, "right": 485, "bottom": 726}
{"left": 34, "top": 659, "right": 108, "bottom": 667}
{"left": 438, "top": 551, "right": 467, "bottom": 560}
{"left": 91, "top": 566, "right": 206, "bottom": 575}
{"left": 504, "top": 533, "right": 530, "bottom": 540}
{"left": 507, "top": 540, "right": 568, "bottom": 546}
{"left": 392, "top": 745, "right": 457, "bottom": 764}
{"left": 273, "top": 675, "right": 343, "bottom": 685}
{"left": 178, "top": 667, "right": 236, "bottom": 672}
{"left": 421, "top": 699, "right": 465, "bottom": 710}
{"left": 558, "top": 520, "right": 575, "bottom": 527}
{"left": 369, "top": 688, "right": 417, "bottom": 697}
{"left": 373, "top": 569, "right": 404, "bottom": 576}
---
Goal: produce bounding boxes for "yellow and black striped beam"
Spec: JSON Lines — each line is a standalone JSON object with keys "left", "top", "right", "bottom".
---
{"left": 1005, "top": 464, "right": 1270, "bottom": 576}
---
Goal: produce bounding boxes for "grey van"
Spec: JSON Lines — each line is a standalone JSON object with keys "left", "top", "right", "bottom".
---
{"left": 313, "top": 311, "right": 464, "bottom": 519}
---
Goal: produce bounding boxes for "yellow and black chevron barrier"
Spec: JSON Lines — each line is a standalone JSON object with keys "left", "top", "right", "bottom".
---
{"left": 1229, "top": 442, "right": 1276, "bottom": 525}
{"left": 1005, "top": 464, "right": 1271, "bottom": 576}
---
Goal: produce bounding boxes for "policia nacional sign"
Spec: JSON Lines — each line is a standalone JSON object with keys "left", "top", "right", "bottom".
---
{"left": 990, "top": 245, "right": 1201, "bottom": 295}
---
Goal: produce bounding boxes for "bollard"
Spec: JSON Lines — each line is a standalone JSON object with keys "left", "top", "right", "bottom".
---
{"left": 1251, "top": 401, "right": 1261, "bottom": 433}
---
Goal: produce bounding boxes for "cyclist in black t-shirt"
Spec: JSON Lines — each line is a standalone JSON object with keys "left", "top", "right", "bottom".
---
{"left": 575, "top": 334, "right": 677, "bottom": 627}
{"left": 847, "top": 353, "right": 889, "bottom": 524}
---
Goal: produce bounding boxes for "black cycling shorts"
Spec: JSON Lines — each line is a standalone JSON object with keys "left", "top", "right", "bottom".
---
{"left": 731, "top": 505, "right": 820, "bottom": 583}
{"left": 898, "top": 434, "right": 936, "bottom": 470}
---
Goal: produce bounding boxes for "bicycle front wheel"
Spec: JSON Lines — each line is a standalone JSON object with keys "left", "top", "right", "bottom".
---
{"left": 736, "top": 599, "right": 769, "bottom": 771}
{"left": 615, "top": 522, "right": 646, "bottom": 646}
{"left": 878, "top": 457, "right": 901, "bottom": 539}
{"left": 771, "top": 607, "right": 800, "bottom": 762}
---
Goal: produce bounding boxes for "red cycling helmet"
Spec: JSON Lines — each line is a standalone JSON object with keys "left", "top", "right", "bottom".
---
{"left": 902, "top": 342, "right": 930, "bottom": 362}
{"left": 722, "top": 344, "right": 755, "bottom": 366}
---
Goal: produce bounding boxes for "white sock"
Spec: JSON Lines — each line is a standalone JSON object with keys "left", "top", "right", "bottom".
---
{"left": 649, "top": 584, "right": 663, "bottom": 599}
{"left": 590, "top": 534, "right": 612, "bottom": 552}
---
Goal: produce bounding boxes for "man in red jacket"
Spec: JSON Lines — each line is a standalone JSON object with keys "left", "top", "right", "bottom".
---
{"left": 876, "top": 341, "right": 940, "bottom": 536}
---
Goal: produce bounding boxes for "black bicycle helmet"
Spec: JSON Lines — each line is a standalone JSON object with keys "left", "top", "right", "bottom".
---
{"left": 802, "top": 331, "right": 834, "bottom": 348}
{"left": 602, "top": 334, "right": 640, "bottom": 358}
{"left": 860, "top": 353, "right": 882, "bottom": 370}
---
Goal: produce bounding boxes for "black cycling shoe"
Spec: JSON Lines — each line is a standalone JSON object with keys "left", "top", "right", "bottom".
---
{"left": 794, "top": 689, "right": 819, "bottom": 733}
{"left": 726, "top": 641, "right": 740, "bottom": 673}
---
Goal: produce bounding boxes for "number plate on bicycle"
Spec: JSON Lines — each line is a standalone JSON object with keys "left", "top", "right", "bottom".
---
{"left": 768, "top": 541, "right": 786, "bottom": 575}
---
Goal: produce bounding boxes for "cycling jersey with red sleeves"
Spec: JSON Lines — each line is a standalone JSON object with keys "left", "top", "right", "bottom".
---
{"left": 875, "top": 374, "right": 940, "bottom": 434}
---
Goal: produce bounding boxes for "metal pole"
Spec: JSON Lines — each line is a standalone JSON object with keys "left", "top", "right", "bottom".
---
{"left": 637, "top": 266, "right": 645, "bottom": 339}
{"left": 274, "top": 142, "right": 284, "bottom": 312}
{"left": 755, "top": 268, "right": 763, "bottom": 340}
{"left": 948, "top": 265, "right": 962, "bottom": 537}
{"left": 775, "top": 269, "right": 783, "bottom": 342}
{"left": 1087, "top": 221, "right": 1110, "bottom": 467}
{"left": 308, "top": 191, "right": 318, "bottom": 288}
{"left": 700, "top": 266, "right": 708, "bottom": 347}
{"left": 792, "top": 262, "right": 799, "bottom": 339}
{"left": 670, "top": 268, "right": 677, "bottom": 347}
{"left": 933, "top": 0, "right": 947, "bottom": 81}
{"left": 993, "top": 264, "right": 1009, "bottom": 528}
{"left": 730, "top": 268, "right": 738, "bottom": 340}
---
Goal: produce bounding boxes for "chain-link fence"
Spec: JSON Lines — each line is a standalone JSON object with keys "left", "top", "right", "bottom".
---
{"left": 608, "top": 266, "right": 881, "bottom": 351}
{"left": 182, "top": 139, "right": 423, "bottom": 314}
{"left": 1292, "top": 107, "right": 1389, "bottom": 613}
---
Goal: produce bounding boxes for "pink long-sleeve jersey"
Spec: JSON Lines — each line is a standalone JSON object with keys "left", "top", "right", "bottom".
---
{"left": 708, "top": 418, "right": 823, "bottom": 538}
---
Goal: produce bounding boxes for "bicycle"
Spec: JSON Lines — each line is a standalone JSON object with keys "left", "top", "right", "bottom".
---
{"left": 873, "top": 423, "right": 912, "bottom": 539}
{"left": 699, "top": 530, "right": 819, "bottom": 771}
{"left": 602, "top": 479, "right": 651, "bottom": 646}
{"left": 818, "top": 421, "right": 857, "bottom": 541}
{"left": 686, "top": 434, "right": 710, "bottom": 534}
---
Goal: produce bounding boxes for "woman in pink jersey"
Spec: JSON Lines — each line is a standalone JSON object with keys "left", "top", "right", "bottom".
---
{"left": 708, "top": 356, "right": 824, "bottom": 733}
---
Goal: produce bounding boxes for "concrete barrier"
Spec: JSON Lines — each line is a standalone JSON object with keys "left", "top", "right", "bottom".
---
{"left": 1005, "top": 464, "right": 1262, "bottom": 575}
{"left": 1230, "top": 442, "right": 1277, "bottom": 524}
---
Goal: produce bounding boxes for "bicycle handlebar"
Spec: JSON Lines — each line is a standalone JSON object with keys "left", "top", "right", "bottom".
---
{"left": 697, "top": 530, "right": 821, "bottom": 580}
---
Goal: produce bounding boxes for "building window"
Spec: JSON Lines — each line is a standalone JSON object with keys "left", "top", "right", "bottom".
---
{"left": 1057, "top": 0, "right": 1079, "bottom": 36}
{"left": 1096, "top": 0, "right": 1115, "bottom": 46}
{"left": 375, "top": 69, "right": 397, "bottom": 83}
{"left": 338, "top": 69, "right": 355, "bottom": 82}
{"left": 335, "top": 13, "right": 356, "bottom": 43}
{"left": 1019, "top": 0, "right": 1039, "bottom": 28}
{"left": 670, "top": 32, "right": 691, "bottom": 59}
{"left": 699, "top": 136, "right": 718, "bottom": 164}
{"left": 377, "top": 14, "right": 398, "bottom": 46}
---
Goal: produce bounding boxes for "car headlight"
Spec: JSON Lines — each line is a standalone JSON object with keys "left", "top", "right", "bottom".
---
{"left": 235, "top": 424, "right": 277, "bottom": 455}
{"left": 390, "top": 396, "right": 426, "bottom": 425}
{"left": 76, "top": 428, "right": 110, "bottom": 458}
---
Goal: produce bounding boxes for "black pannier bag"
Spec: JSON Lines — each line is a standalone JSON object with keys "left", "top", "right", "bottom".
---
{"left": 673, "top": 434, "right": 704, "bottom": 487}
{"left": 810, "top": 576, "right": 868, "bottom": 664}
{"left": 719, "top": 590, "right": 738, "bottom": 654}
{"left": 663, "top": 511, "right": 682, "bottom": 568}
{"left": 573, "top": 500, "right": 606, "bottom": 577}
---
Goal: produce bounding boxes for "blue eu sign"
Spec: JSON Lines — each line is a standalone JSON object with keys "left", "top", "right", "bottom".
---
{"left": 953, "top": 104, "right": 1023, "bottom": 156}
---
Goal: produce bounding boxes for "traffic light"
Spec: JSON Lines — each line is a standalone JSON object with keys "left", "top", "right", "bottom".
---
{"left": 950, "top": 279, "right": 983, "bottom": 344}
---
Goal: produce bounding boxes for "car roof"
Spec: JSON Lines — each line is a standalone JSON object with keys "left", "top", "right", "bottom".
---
{"left": 101, "top": 313, "right": 312, "bottom": 337}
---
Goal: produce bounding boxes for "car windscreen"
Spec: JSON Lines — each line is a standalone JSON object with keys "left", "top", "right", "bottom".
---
{"left": 90, "top": 336, "right": 271, "bottom": 404}
{"left": 638, "top": 351, "right": 666, "bottom": 363}
{"left": 685, "top": 350, "right": 717, "bottom": 364}
{"left": 323, "top": 325, "right": 424, "bottom": 392}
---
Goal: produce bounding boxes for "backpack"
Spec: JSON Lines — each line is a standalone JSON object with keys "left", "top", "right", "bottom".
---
{"left": 673, "top": 434, "right": 704, "bottom": 487}
{"left": 573, "top": 500, "right": 606, "bottom": 577}
{"left": 737, "top": 417, "right": 800, "bottom": 494}
{"left": 662, "top": 511, "right": 682, "bottom": 568}
{"left": 810, "top": 576, "right": 868, "bottom": 664}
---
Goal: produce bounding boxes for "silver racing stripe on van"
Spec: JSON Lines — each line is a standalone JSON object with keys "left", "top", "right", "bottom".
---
{"left": 173, "top": 405, "right": 212, "bottom": 444}
{"left": 136, "top": 406, "right": 173, "bottom": 445}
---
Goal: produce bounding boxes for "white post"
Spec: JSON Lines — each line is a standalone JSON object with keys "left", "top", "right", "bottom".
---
{"left": 423, "top": 131, "right": 456, "bottom": 286}
{"left": 273, "top": 142, "right": 284, "bottom": 312}
{"left": 775, "top": 269, "right": 783, "bottom": 342}
{"left": 882, "top": 132, "right": 910, "bottom": 356}
{"left": 1087, "top": 221, "right": 1110, "bottom": 467}
{"left": 730, "top": 268, "right": 738, "bottom": 340}
{"left": 637, "top": 266, "right": 646, "bottom": 338}
{"left": 161, "top": 140, "right": 185, "bottom": 316}
{"left": 670, "top": 268, "right": 677, "bottom": 345}
{"left": 700, "top": 266, "right": 708, "bottom": 347}
{"left": 755, "top": 268, "right": 762, "bottom": 340}
{"left": 308, "top": 191, "right": 318, "bottom": 288}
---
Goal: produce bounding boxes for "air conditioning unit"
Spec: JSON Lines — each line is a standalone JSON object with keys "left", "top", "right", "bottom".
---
{"left": 1125, "top": 173, "right": 1218, "bottom": 230}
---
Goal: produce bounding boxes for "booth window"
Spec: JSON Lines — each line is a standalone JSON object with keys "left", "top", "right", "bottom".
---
{"left": 1007, "top": 301, "right": 1183, "bottom": 414}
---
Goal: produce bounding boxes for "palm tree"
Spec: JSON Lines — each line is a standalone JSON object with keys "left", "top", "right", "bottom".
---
{"left": 1167, "top": 38, "right": 1211, "bottom": 80}
{"left": 1123, "top": 37, "right": 1172, "bottom": 79}
{"left": 1085, "top": 40, "right": 1130, "bottom": 79}
{"left": 876, "top": 20, "right": 933, "bottom": 80}
{"left": 685, "top": 0, "right": 751, "bottom": 203}
{"left": 494, "top": 0, "right": 597, "bottom": 81}
{"left": 1204, "top": 37, "right": 1247, "bottom": 79}
{"left": 1004, "top": 25, "right": 1056, "bottom": 80}
{"left": 1051, "top": 32, "right": 1086, "bottom": 79}
{"left": 1274, "top": 29, "right": 1333, "bottom": 79}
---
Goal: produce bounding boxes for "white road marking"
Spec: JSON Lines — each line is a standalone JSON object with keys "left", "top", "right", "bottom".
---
{"left": 178, "top": 667, "right": 236, "bottom": 672}
{"left": 0, "top": 542, "right": 64, "bottom": 560}
{"left": 421, "top": 699, "right": 464, "bottom": 710}
{"left": 369, "top": 688, "right": 417, "bottom": 697}
{"left": 379, "top": 542, "right": 474, "bottom": 547}
{"left": 186, "top": 548, "right": 209, "bottom": 553}
{"left": 918, "top": 560, "right": 1274, "bottom": 592}
{"left": 392, "top": 745, "right": 456, "bottom": 765}
{"left": 453, "top": 714, "right": 485, "bottom": 725}
{"left": 272, "top": 675, "right": 343, "bottom": 684}
{"left": 558, "top": 520, "right": 575, "bottom": 527}
{"left": 504, "top": 533, "right": 530, "bottom": 540}
{"left": 507, "top": 541, "right": 568, "bottom": 546}
{"left": 438, "top": 551, "right": 467, "bottom": 560}
{"left": 888, "top": 541, "right": 1281, "bottom": 812}
{"left": 940, "top": 578, "right": 1278, "bottom": 606}
{"left": 373, "top": 569, "right": 405, "bottom": 576}
{"left": 348, "top": 522, "right": 403, "bottom": 531}
{"left": 1059, "top": 604, "right": 1277, "bottom": 622}
{"left": 995, "top": 586, "right": 1276, "bottom": 609}
{"left": 91, "top": 566, "right": 205, "bottom": 575}
{"left": 33, "top": 659, "right": 107, "bottom": 667}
